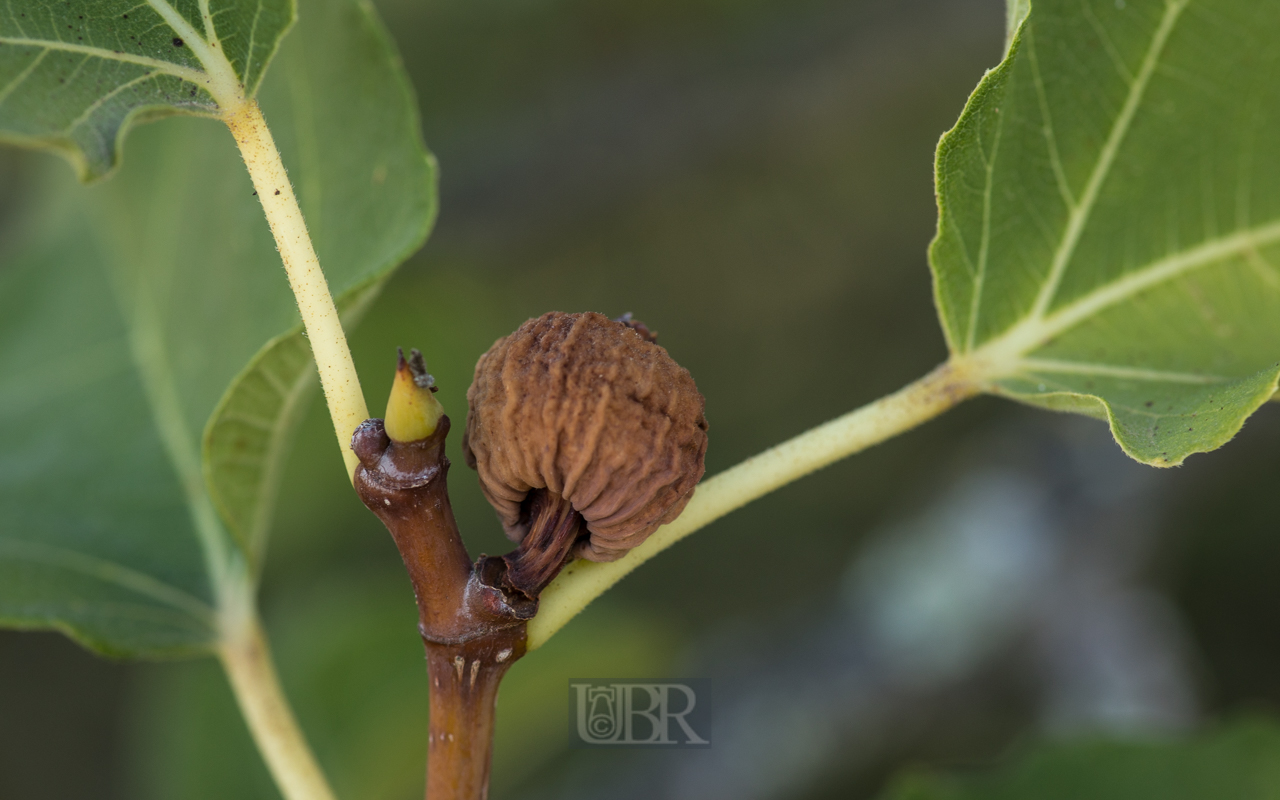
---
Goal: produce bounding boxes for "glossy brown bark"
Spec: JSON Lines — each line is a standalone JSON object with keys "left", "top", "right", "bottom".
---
{"left": 353, "top": 415, "right": 535, "bottom": 800}
{"left": 423, "top": 633, "right": 523, "bottom": 800}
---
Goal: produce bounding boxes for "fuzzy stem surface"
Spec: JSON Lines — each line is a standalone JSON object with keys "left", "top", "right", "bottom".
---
{"left": 224, "top": 100, "right": 369, "bottom": 481}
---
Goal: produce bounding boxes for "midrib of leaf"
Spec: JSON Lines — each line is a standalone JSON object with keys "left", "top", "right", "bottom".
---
{"left": 116, "top": 265, "right": 242, "bottom": 615}
{"left": 1016, "top": 358, "right": 1226, "bottom": 384}
{"left": 1026, "top": 0, "right": 1188, "bottom": 323}
{"left": 143, "top": 0, "right": 243, "bottom": 107}
{"left": 973, "top": 217, "right": 1280, "bottom": 372}
{"left": 88, "top": 131, "right": 247, "bottom": 618}
{"left": 957, "top": 0, "right": 1280, "bottom": 383}
{"left": 4, "top": 0, "right": 294, "bottom": 622}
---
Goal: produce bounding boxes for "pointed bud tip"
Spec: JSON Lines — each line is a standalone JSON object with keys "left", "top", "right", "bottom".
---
{"left": 385, "top": 346, "right": 445, "bottom": 442}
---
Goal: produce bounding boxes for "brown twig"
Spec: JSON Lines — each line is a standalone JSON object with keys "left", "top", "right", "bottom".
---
{"left": 352, "top": 416, "right": 535, "bottom": 799}
{"left": 351, "top": 323, "right": 706, "bottom": 796}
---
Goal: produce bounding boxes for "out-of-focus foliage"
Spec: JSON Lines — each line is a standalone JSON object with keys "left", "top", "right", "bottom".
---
{"left": 6, "top": 0, "right": 1280, "bottom": 798}
{"left": 884, "top": 721, "right": 1280, "bottom": 800}
{"left": 129, "top": 578, "right": 678, "bottom": 800}
{"left": 0, "top": 0, "right": 434, "bottom": 656}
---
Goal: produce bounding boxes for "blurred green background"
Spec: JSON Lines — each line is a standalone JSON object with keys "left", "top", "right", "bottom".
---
{"left": 3, "top": 0, "right": 1280, "bottom": 797}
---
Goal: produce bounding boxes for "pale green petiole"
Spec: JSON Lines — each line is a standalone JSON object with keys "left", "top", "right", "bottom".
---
{"left": 223, "top": 99, "right": 370, "bottom": 482}
{"left": 122, "top": 2, "right": 359, "bottom": 798}
{"left": 530, "top": 361, "right": 981, "bottom": 650}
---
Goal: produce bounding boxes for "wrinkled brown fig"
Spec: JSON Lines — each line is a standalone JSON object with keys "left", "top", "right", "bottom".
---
{"left": 464, "top": 311, "right": 708, "bottom": 597}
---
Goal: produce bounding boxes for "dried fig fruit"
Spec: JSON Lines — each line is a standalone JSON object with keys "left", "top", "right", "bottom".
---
{"left": 464, "top": 311, "right": 708, "bottom": 594}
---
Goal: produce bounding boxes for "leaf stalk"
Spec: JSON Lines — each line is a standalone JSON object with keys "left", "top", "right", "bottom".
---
{"left": 217, "top": 94, "right": 359, "bottom": 800}
{"left": 220, "top": 610, "right": 339, "bottom": 800}
{"left": 529, "top": 359, "right": 981, "bottom": 649}
{"left": 223, "top": 100, "right": 369, "bottom": 481}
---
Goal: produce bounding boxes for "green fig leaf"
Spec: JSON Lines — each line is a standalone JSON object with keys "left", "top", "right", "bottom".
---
{"left": 938, "top": 0, "right": 1280, "bottom": 465}
{"left": 0, "top": 0, "right": 295, "bottom": 179}
{"left": 0, "top": 0, "right": 435, "bottom": 656}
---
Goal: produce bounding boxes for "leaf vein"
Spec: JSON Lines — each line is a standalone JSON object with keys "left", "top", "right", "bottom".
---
{"left": 0, "top": 36, "right": 207, "bottom": 84}
{"left": 1018, "top": 357, "right": 1227, "bottom": 384}
{"left": 0, "top": 46, "right": 47, "bottom": 108}
{"left": 1043, "top": 218, "right": 1280, "bottom": 341}
{"left": 1028, "top": 0, "right": 1189, "bottom": 320}
{"left": 244, "top": 0, "right": 264, "bottom": 87}
{"left": 1245, "top": 246, "right": 1280, "bottom": 289}
{"left": 65, "top": 69, "right": 160, "bottom": 134}
{"left": 215, "top": 412, "right": 276, "bottom": 431}
{"left": 197, "top": 0, "right": 216, "bottom": 42}
{"left": 0, "top": 538, "right": 217, "bottom": 623}
{"left": 256, "top": 364, "right": 291, "bottom": 396}
{"left": 980, "top": 217, "right": 1280, "bottom": 367}
{"left": 144, "top": 0, "right": 243, "bottom": 107}
{"left": 964, "top": 89, "right": 1005, "bottom": 352}
{"left": 1026, "top": 27, "right": 1075, "bottom": 209}
{"left": 1082, "top": 0, "right": 1135, "bottom": 85}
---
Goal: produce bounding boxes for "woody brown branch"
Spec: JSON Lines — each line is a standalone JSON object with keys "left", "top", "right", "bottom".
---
{"left": 352, "top": 415, "right": 536, "bottom": 799}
